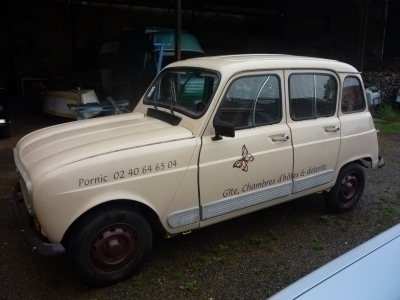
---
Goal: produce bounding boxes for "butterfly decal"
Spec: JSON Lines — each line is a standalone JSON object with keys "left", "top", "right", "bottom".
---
{"left": 233, "top": 144, "right": 254, "bottom": 172}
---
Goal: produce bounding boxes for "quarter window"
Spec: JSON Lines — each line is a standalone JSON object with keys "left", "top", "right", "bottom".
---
{"left": 342, "top": 77, "right": 366, "bottom": 113}
{"left": 289, "top": 74, "right": 337, "bottom": 120}
{"left": 216, "top": 75, "right": 281, "bottom": 129}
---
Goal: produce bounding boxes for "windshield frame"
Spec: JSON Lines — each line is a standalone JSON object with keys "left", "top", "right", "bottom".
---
{"left": 143, "top": 67, "right": 221, "bottom": 120}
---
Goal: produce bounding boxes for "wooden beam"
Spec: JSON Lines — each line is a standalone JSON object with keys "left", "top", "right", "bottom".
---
{"left": 175, "top": 0, "right": 181, "bottom": 61}
{"left": 356, "top": 1, "right": 369, "bottom": 71}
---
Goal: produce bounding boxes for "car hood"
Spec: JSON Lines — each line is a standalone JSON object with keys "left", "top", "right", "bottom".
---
{"left": 14, "top": 112, "right": 193, "bottom": 181}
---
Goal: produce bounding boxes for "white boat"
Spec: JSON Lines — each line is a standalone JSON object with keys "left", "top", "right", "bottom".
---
{"left": 43, "top": 89, "right": 101, "bottom": 119}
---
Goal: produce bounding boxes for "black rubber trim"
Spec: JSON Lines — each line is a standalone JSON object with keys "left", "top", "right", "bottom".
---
{"left": 12, "top": 183, "right": 66, "bottom": 257}
{"left": 146, "top": 108, "right": 182, "bottom": 126}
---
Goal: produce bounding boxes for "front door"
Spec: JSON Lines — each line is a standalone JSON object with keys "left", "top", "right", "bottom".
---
{"left": 199, "top": 71, "right": 294, "bottom": 222}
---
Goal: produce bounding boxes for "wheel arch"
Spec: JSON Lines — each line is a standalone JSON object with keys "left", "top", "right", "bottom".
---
{"left": 336, "top": 157, "right": 370, "bottom": 175}
{"left": 61, "top": 199, "right": 165, "bottom": 248}
{"left": 330, "top": 158, "right": 368, "bottom": 190}
{"left": 358, "top": 156, "right": 374, "bottom": 168}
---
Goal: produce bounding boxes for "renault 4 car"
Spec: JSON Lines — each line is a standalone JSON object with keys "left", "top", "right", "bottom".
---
{"left": 12, "top": 55, "right": 384, "bottom": 286}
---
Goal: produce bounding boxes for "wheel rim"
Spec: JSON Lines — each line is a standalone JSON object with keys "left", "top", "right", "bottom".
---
{"left": 338, "top": 171, "right": 361, "bottom": 206}
{"left": 88, "top": 224, "right": 141, "bottom": 275}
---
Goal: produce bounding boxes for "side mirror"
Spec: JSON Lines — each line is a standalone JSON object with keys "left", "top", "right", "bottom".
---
{"left": 212, "top": 119, "right": 235, "bottom": 141}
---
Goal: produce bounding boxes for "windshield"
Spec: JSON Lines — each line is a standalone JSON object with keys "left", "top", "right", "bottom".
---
{"left": 143, "top": 68, "right": 220, "bottom": 118}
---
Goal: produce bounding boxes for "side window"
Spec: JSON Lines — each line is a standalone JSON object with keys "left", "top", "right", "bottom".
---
{"left": 254, "top": 76, "right": 281, "bottom": 126}
{"left": 316, "top": 75, "right": 337, "bottom": 117}
{"left": 342, "top": 77, "right": 366, "bottom": 113}
{"left": 289, "top": 74, "right": 337, "bottom": 120}
{"left": 216, "top": 75, "right": 281, "bottom": 129}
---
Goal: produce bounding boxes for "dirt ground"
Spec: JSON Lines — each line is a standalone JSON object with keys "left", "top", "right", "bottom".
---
{"left": 1, "top": 97, "right": 399, "bottom": 300}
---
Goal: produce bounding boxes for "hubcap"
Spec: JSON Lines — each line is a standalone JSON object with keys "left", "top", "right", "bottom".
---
{"left": 338, "top": 172, "right": 360, "bottom": 206}
{"left": 88, "top": 224, "right": 140, "bottom": 274}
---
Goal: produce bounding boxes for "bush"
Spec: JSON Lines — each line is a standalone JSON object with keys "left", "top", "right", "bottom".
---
{"left": 378, "top": 106, "right": 400, "bottom": 123}
{"left": 374, "top": 105, "right": 400, "bottom": 133}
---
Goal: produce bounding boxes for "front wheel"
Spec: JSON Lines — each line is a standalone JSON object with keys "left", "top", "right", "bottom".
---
{"left": 68, "top": 207, "right": 152, "bottom": 286}
{"left": 324, "top": 163, "right": 365, "bottom": 213}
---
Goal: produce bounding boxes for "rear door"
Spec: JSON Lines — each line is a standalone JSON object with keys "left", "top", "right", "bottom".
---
{"left": 285, "top": 71, "right": 340, "bottom": 193}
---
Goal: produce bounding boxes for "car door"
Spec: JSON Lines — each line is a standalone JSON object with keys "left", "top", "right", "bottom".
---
{"left": 285, "top": 71, "right": 340, "bottom": 193}
{"left": 199, "top": 71, "right": 294, "bottom": 224}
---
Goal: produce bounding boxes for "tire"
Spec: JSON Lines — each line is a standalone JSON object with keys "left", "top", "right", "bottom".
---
{"left": 68, "top": 207, "right": 152, "bottom": 286}
{"left": 324, "top": 163, "right": 365, "bottom": 213}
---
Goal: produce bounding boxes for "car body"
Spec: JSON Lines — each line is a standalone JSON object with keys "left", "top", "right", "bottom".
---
{"left": 12, "top": 54, "right": 384, "bottom": 286}
{"left": 269, "top": 223, "right": 400, "bottom": 300}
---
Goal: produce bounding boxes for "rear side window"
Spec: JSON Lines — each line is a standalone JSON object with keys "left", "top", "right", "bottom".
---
{"left": 342, "top": 77, "right": 366, "bottom": 113}
{"left": 216, "top": 75, "right": 281, "bottom": 129}
{"left": 289, "top": 74, "right": 337, "bottom": 120}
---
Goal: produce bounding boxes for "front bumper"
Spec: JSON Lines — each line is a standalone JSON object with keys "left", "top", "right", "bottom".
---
{"left": 12, "top": 183, "right": 66, "bottom": 257}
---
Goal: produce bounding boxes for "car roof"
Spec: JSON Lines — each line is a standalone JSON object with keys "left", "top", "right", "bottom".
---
{"left": 268, "top": 223, "right": 400, "bottom": 300}
{"left": 167, "top": 54, "right": 359, "bottom": 74}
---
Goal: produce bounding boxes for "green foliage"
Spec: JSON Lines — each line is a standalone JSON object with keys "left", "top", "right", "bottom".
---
{"left": 378, "top": 106, "right": 400, "bottom": 122}
{"left": 132, "top": 274, "right": 143, "bottom": 287}
{"left": 252, "top": 268, "right": 263, "bottom": 276}
{"left": 311, "top": 240, "right": 324, "bottom": 251}
{"left": 377, "top": 203, "right": 397, "bottom": 226}
{"left": 188, "top": 261, "right": 201, "bottom": 272}
{"left": 230, "top": 241, "right": 240, "bottom": 248}
{"left": 179, "top": 280, "right": 199, "bottom": 292}
{"left": 320, "top": 214, "right": 333, "bottom": 225}
{"left": 373, "top": 106, "right": 400, "bottom": 133}
{"left": 249, "top": 237, "right": 263, "bottom": 245}
{"left": 375, "top": 122, "right": 400, "bottom": 133}
{"left": 213, "top": 256, "right": 225, "bottom": 263}
{"left": 268, "top": 231, "right": 278, "bottom": 241}
{"left": 171, "top": 271, "right": 181, "bottom": 280}
{"left": 219, "top": 244, "right": 229, "bottom": 252}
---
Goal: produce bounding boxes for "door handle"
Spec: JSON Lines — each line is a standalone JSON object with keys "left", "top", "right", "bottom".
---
{"left": 325, "top": 125, "right": 340, "bottom": 132}
{"left": 271, "top": 133, "right": 290, "bottom": 142}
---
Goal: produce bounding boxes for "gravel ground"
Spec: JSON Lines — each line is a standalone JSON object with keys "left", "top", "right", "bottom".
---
{"left": 1, "top": 98, "right": 399, "bottom": 300}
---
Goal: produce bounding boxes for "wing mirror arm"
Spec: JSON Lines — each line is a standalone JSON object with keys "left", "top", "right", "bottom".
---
{"left": 212, "top": 119, "right": 235, "bottom": 141}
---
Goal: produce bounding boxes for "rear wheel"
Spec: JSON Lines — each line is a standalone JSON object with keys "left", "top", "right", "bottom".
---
{"left": 324, "top": 163, "right": 365, "bottom": 213}
{"left": 68, "top": 207, "right": 152, "bottom": 286}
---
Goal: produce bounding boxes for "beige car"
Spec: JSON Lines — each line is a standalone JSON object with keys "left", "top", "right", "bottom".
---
{"left": 12, "top": 55, "right": 384, "bottom": 286}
